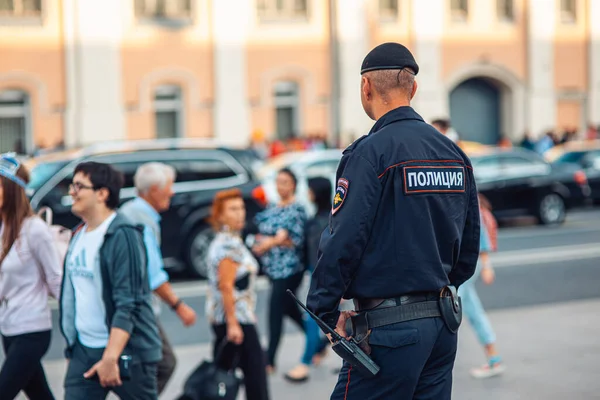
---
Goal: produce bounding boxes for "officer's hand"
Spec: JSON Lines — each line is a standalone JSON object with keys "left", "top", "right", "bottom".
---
{"left": 327, "top": 311, "right": 357, "bottom": 343}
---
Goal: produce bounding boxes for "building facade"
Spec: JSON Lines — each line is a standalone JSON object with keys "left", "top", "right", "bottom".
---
{"left": 0, "top": 0, "right": 599, "bottom": 153}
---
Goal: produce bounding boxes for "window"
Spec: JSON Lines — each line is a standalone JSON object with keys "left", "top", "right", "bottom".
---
{"left": 586, "top": 151, "right": 600, "bottom": 170}
{"left": 50, "top": 162, "right": 139, "bottom": 207}
{"left": 555, "top": 151, "right": 585, "bottom": 164}
{"left": 560, "top": 0, "right": 576, "bottom": 23}
{"left": 450, "top": 0, "right": 468, "bottom": 21}
{"left": 472, "top": 156, "right": 501, "bottom": 181}
{"left": 134, "top": 0, "right": 191, "bottom": 21}
{"left": 0, "top": 0, "right": 41, "bottom": 17}
{"left": 500, "top": 155, "right": 549, "bottom": 178}
{"left": 154, "top": 85, "right": 183, "bottom": 139}
{"left": 496, "top": 0, "right": 513, "bottom": 22}
{"left": 27, "top": 161, "right": 68, "bottom": 191}
{"left": 257, "top": 0, "right": 308, "bottom": 21}
{"left": 305, "top": 160, "right": 339, "bottom": 178}
{"left": 274, "top": 81, "right": 300, "bottom": 140}
{"left": 379, "top": 0, "right": 399, "bottom": 20}
{"left": 167, "top": 159, "right": 237, "bottom": 182}
{"left": 111, "top": 162, "right": 143, "bottom": 189}
{"left": 0, "top": 90, "right": 30, "bottom": 154}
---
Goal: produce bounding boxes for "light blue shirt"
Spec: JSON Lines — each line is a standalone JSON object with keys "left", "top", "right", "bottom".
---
{"left": 119, "top": 197, "right": 169, "bottom": 291}
{"left": 480, "top": 216, "right": 492, "bottom": 252}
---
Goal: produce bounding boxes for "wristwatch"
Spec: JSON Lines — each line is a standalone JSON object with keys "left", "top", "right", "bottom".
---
{"left": 171, "top": 299, "right": 183, "bottom": 311}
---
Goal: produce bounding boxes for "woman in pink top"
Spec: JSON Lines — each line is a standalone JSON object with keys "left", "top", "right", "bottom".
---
{"left": 0, "top": 153, "right": 62, "bottom": 400}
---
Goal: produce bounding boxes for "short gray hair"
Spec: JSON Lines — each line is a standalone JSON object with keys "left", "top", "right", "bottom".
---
{"left": 134, "top": 162, "right": 176, "bottom": 194}
{"left": 366, "top": 68, "right": 416, "bottom": 102}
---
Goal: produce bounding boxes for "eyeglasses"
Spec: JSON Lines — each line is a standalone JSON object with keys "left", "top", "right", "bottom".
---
{"left": 69, "top": 182, "right": 96, "bottom": 193}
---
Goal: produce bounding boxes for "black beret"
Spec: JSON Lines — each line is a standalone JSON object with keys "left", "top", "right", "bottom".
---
{"left": 360, "top": 42, "right": 419, "bottom": 75}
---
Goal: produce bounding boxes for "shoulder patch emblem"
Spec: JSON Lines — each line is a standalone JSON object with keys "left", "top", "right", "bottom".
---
{"left": 332, "top": 178, "right": 349, "bottom": 215}
{"left": 403, "top": 165, "right": 465, "bottom": 194}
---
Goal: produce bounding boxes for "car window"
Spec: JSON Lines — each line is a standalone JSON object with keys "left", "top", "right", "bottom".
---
{"left": 111, "top": 162, "right": 142, "bottom": 188}
{"left": 304, "top": 160, "right": 340, "bottom": 178}
{"left": 166, "top": 159, "right": 237, "bottom": 182}
{"left": 224, "top": 149, "right": 264, "bottom": 177}
{"left": 34, "top": 149, "right": 247, "bottom": 208}
{"left": 45, "top": 161, "right": 140, "bottom": 207}
{"left": 554, "top": 151, "right": 586, "bottom": 164}
{"left": 500, "top": 155, "right": 548, "bottom": 177}
{"left": 472, "top": 156, "right": 501, "bottom": 181}
{"left": 54, "top": 175, "right": 72, "bottom": 204}
{"left": 588, "top": 151, "right": 600, "bottom": 170}
{"left": 27, "top": 161, "right": 68, "bottom": 192}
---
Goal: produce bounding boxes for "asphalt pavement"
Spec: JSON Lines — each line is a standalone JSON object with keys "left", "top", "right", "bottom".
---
{"left": 23, "top": 298, "right": 600, "bottom": 400}
{"left": 4, "top": 208, "right": 600, "bottom": 399}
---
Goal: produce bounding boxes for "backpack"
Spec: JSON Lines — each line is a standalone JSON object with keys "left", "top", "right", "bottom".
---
{"left": 480, "top": 207, "right": 498, "bottom": 252}
{"left": 37, "top": 207, "right": 72, "bottom": 265}
{"left": 13, "top": 208, "right": 72, "bottom": 295}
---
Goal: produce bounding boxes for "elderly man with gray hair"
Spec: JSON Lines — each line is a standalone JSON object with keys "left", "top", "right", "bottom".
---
{"left": 119, "top": 162, "right": 197, "bottom": 394}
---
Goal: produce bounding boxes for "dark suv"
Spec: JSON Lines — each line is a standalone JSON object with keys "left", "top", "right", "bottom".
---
{"left": 24, "top": 139, "right": 266, "bottom": 278}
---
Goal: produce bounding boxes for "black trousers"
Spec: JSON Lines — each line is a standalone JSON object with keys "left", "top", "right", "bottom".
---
{"left": 64, "top": 341, "right": 158, "bottom": 400}
{"left": 331, "top": 317, "right": 457, "bottom": 400}
{"left": 212, "top": 324, "right": 270, "bottom": 400}
{"left": 267, "top": 271, "right": 306, "bottom": 367}
{"left": 0, "top": 330, "right": 54, "bottom": 400}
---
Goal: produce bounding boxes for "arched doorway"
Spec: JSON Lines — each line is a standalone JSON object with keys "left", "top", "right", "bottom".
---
{"left": 449, "top": 78, "right": 502, "bottom": 145}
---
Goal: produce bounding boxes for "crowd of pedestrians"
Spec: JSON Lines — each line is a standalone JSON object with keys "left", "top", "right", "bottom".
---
{"left": 0, "top": 148, "right": 504, "bottom": 399}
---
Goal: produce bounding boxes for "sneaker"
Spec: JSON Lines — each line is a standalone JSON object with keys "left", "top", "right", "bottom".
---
{"left": 470, "top": 357, "right": 506, "bottom": 379}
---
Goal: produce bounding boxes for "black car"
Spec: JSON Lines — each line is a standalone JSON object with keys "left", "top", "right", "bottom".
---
{"left": 551, "top": 146, "right": 600, "bottom": 204}
{"left": 469, "top": 148, "right": 591, "bottom": 225}
{"left": 24, "top": 139, "right": 266, "bottom": 278}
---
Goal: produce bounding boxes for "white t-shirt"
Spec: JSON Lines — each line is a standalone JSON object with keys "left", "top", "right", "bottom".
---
{"left": 67, "top": 213, "right": 116, "bottom": 348}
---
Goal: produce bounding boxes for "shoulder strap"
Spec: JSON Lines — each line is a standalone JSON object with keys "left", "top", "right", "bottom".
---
{"left": 37, "top": 206, "right": 53, "bottom": 225}
{"left": 17, "top": 217, "right": 46, "bottom": 281}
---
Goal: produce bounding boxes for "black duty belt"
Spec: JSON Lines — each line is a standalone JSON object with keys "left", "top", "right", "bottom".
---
{"left": 352, "top": 300, "right": 441, "bottom": 332}
{"left": 350, "top": 294, "right": 442, "bottom": 346}
{"left": 350, "top": 287, "right": 462, "bottom": 354}
{"left": 353, "top": 292, "right": 439, "bottom": 311}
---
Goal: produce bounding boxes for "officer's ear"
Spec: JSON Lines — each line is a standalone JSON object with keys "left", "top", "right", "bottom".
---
{"left": 410, "top": 80, "right": 418, "bottom": 100}
{"left": 361, "top": 76, "right": 372, "bottom": 101}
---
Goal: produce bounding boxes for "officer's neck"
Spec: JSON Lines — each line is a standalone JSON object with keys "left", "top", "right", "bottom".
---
{"left": 373, "top": 99, "right": 410, "bottom": 121}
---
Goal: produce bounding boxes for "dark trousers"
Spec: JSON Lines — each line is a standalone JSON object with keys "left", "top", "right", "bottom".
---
{"left": 267, "top": 271, "right": 305, "bottom": 367}
{"left": 212, "top": 324, "right": 270, "bottom": 400}
{"left": 331, "top": 317, "right": 457, "bottom": 400}
{"left": 64, "top": 341, "right": 158, "bottom": 400}
{"left": 0, "top": 330, "right": 54, "bottom": 400}
{"left": 157, "top": 321, "right": 177, "bottom": 394}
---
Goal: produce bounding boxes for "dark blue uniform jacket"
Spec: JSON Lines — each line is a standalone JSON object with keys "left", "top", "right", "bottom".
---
{"left": 307, "top": 106, "right": 480, "bottom": 329}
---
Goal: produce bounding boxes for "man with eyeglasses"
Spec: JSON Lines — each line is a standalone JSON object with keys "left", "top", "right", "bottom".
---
{"left": 59, "top": 162, "right": 162, "bottom": 400}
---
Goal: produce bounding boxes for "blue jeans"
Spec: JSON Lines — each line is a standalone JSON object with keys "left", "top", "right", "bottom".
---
{"left": 301, "top": 315, "right": 323, "bottom": 365}
{"left": 64, "top": 341, "right": 158, "bottom": 400}
{"left": 458, "top": 262, "right": 496, "bottom": 346}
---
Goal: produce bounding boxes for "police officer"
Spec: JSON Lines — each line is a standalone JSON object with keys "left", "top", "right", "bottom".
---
{"left": 306, "top": 42, "right": 480, "bottom": 399}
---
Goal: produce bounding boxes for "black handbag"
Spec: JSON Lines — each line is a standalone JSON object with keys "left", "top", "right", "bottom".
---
{"left": 179, "top": 339, "right": 242, "bottom": 400}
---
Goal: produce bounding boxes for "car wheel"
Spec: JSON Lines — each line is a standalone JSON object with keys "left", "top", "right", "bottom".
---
{"left": 185, "top": 226, "right": 216, "bottom": 278}
{"left": 537, "top": 193, "right": 566, "bottom": 225}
